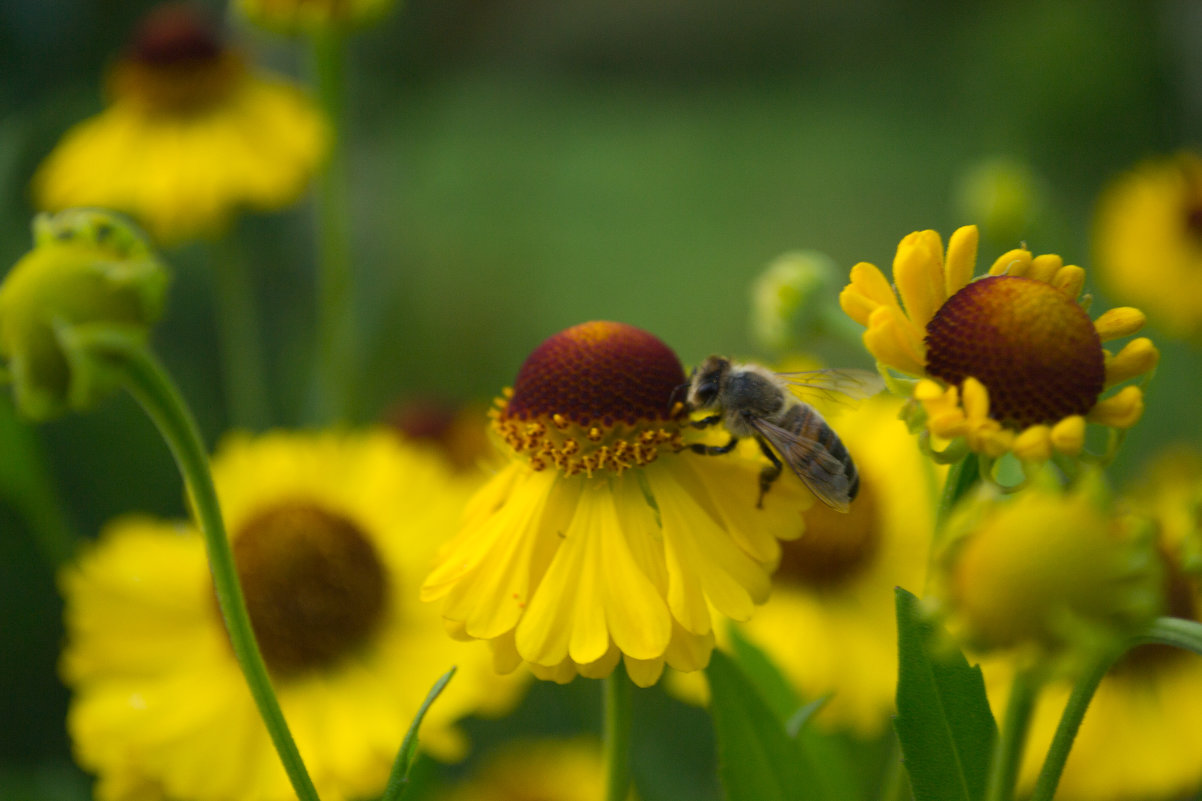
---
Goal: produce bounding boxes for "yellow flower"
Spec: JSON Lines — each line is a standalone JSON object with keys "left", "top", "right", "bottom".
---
{"left": 435, "top": 739, "right": 610, "bottom": 801}
{"left": 934, "top": 468, "right": 1162, "bottom": 661}
{"left": 986, "top": 449, "right": 1202, "bottom": 800}
{"left": 60, "top": 429, "right": 523, "bottom": 801}
{"left": 735, "top": 392, "right": 939, "bottom": 736}
{"left": 1094, "top": 151, "right": 1202, "bottom": 341}
{"left": 840, "top": 225, "right": 1157, "bottom": 469}
{"left": 33, "top": 3, "right": 329, "bottom": 246}
{"left": 0, "top": 210, "right": 167, "bottom": 420}
{"left": 235, "top": 0, "right": 397, "bottom": 34}
{"left": 422, "top": 321, "right": 814, "bottom": 688}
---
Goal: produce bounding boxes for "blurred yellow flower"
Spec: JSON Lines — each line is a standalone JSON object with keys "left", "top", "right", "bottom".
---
{"left": 435, "top": 739, "right": 611, "bottom": 801}
{"left": 235, "top": 0, "right": 397, "bottom": 34}
{"left": 1094, "top": 151, "right": 1202, "bottom": 341}
{"left": 60, "top": 429, "right": 522, "bottom": 801}
{"left": 33, "top": 3, "right": 329, "bottom": 246}
{"left": 736, "top": 392, "right": 938, "bottom": 736}
{"left": 987, "top": 449, "right": 1202, "bottom": 801}
{"left": 840, "top": 225, "right": 1157, "bottom": 469}
{"left": 934, "top": 468, "right": 1161, "bottom": 661}
{"left": 422, "top": 321, "right": 813, "bottom": 688}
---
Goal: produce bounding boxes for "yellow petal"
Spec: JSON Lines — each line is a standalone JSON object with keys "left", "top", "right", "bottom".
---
{"left": 944, "top": 225, "right": 980, "bottom": 296}
{"left": 1050, "top": 416, "right": 1086, "bottom": 456}
{"left": 1093, "top": 307, "right": 1147, "bottom": 342}
{"left": 841, "top": 261, "right": 899, "bottom": 325}
{"left": 1028, "top": 254, "right": 1064, "bottom": 284}
{"left": 1012, "top": 425, "right": 1053, "bottom": 462}
{"left": 893, "top": 229, "right": 947, "bottom": 328}
{"left": 960, "top": 377, "right": 992, "bottom": 421}
{"left": 864, "top": 306, "right": 926, "bottom": 376}
{"left": 623, "top": 655, "right": 667, "bottom": 688}
{"left": 650, "top": 465, "right": 771, "bottom": 631}
{"left": 1104, "top": 337, "right": 1159, "bottom": 386}
{"left": 988, "top": 248, "right": 1032, "bottom": 277}
{"left": 1051, "top": 265, "right": 1085, "bottom": 299}
{"left": 1087, "top": 386, "right": 1144, "bottom": 429}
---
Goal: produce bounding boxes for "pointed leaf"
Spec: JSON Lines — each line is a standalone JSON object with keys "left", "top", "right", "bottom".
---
{"left": 893, "top": 588, "right": 997, "bottom": 801}
{"left": 708, "top": 649, "right": 827, "bottom": 801}
{"left": 381, "top": 667, "right": 457, "bottom": 801}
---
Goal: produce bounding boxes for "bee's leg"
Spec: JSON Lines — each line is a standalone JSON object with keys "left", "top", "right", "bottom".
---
{"left": 688, "top": 435, "right": 739, "bottom": 456}
{"left": 689, "top": 415, "right": 723, "bottom": 430}
{"left": 754, "top": 437, "right": 783, "bottom": 509}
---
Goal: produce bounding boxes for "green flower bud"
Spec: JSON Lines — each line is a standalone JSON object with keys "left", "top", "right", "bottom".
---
{"left": 749, "top": 250, "right": 840, "bottom": 352}
{"left": 953, "top": 156, "right": 1046, "bottom": 246}
{"left": 0, "top": 210, "right": 168, "bottom": 420}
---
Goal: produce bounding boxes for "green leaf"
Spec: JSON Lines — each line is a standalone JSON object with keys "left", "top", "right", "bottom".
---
{"left": 893, "top": 588, "right": 997, "bottom": 801}
{"left": 727, "top": 624, "right": 801, "bottom": 721}
{"left": 723, "top": 627, "right": 859, "bottom": 801}
{"left": 380, "top": 667, "right": 457, "bottom": 801}
{"left": 707, "top": 649, "right": 822, "bottom": 801}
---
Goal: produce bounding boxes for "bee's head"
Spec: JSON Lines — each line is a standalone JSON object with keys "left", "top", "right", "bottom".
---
{"left": 685, "top": 355, "right": 730, "bottom": 409}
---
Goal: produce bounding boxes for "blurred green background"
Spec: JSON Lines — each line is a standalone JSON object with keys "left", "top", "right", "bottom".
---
{"left": 2, "top": 0, "right": 1199, "bottom": 798}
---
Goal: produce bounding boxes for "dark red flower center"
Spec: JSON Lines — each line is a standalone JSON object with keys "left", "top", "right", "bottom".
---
{"left": 230, "top": 502, "right": 388, "bottom": 677}
{"left": 495, "top": 321, "right": 687, "bottom": 475}
{"left": 107, "top": 3, "right": 243, "bottom": 113}
{"left": 924, "top": 276, "right": 1105, "bottom": 429}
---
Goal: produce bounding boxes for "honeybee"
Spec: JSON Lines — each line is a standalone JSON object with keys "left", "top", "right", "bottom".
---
{"left": 683, "top": 356, "right": 882, "bottom": 513}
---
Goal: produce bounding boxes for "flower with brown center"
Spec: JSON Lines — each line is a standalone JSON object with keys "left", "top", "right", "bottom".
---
{"left": 59, "top": 429, "right": 523, "bottom": 801}
{"left": 839, "top": 225, "right": 1158, "bottom": 468}
{"left": 33, "top": 3, "right": 329, "bottom": 245}
{"left": 422, "top": 321, "right": 814, "bottom": 687}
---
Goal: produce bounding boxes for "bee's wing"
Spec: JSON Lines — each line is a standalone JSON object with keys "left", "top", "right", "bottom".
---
{"left": 745, "top": 414, "right": 853, "bottom": 513}
{"left": 775, "top": 368, "right": 884, "bottom": 406}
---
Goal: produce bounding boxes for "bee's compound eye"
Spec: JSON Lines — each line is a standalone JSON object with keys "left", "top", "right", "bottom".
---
{"left": 694, "top": 381, "right": 719, "bottom": 406}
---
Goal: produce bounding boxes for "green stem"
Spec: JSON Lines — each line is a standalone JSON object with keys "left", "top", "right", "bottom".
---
{"left": 0, "top": 398, "right": 78, "bottom": 568}
{"left": 1133, "top": 615, "right": 1202, "bottom": 655}
{"left": 210, "top": 237, "right": 272, "bottom": 430}
{"left": 603, "top": 667, "right": 634, "bottom": 801}
{"left": 935, "top": 454, "right": 980, "bottom": 534}
{"left": 984, "top": 668, "right": 1039, "bottom": 801}
{"left": 308, "top": 30, "right": 355, "bottom": 425}
{"left": 104, "top": 340, "right": 319, "bottom": 801}
{"left": 1029, "top": 646, "right": 1120, "bottom": 801}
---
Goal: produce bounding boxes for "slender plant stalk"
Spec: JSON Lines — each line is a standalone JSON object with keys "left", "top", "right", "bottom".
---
{"left": 984, "top": 668, "right": 1039, "bottom": 801}
{"left": 210, "top": 236, "right": 272, "bottom": 430}
{"left": 603, "top": 667, "right": 634, "bottom": 801}
{"left": 104, "top": 339, "right": 319, "bottom": 801}
{"left": 308, "top": 30, "right": 355, "bottom": 425}
{"left": 1028, "top": 647, "right": 1119, "bottom": 801}
{"left": 0, "top": 401, "right": 78, "bottom": 568}
{"left": 1031, "top": 618, "right": 1202, "bottom": 800}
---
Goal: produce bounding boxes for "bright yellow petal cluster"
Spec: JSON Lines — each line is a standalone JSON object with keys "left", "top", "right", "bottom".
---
{"left": 422, "top": 321, "right": 813, "bottom": 687}
{"left": 839, "top": 225, "right": 1158, "bottom": 464}
{"left": 1094, "top": 151, "right": 1202, "bottom": 341}
{"left": 60, "top": 429, "right": 523, "bottom": 801}
{"left": 33, "top": 73, "right": 328, "bottom": 246}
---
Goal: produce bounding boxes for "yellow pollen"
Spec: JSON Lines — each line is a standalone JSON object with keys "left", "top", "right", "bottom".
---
{"left": 491, "top": 396, "right": 684, "bottom": 477}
